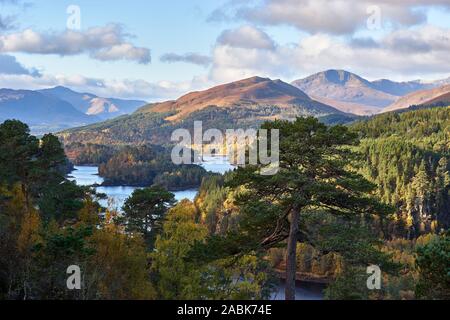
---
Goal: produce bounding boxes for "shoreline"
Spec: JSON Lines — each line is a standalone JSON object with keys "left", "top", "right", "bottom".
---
{"left": 68, "top": 165, "right": 202, "bottom": 193}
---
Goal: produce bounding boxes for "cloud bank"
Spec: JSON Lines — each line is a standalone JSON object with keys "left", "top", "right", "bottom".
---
{"left": 211, "top": 0, "right": 450, "bottom": 35}
{"left": 160, "top": 52, "right": 211, "bottom": 67}
{"left": 0, "top": 24, "right": 151, "bottom": 64}
{"left": 209, "top": 24, "right": 450, "bottom": 83}
{"left": 0, "top": 54, "right": 40, "bottom": 76}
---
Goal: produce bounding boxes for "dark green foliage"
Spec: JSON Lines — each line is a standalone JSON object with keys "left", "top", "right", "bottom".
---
{"left": 37, "top": 182, "right": 91, "bottom": 223}
{"left": 98, "top": 145, "right": 168, "bottom": 186}
{"left": 66, "top": 141, "right": 210, "bottom": 190}
{"left": 415, "top": 232, "right": 450, "bottom": 299}
{"left": 352, "top": 107, "right": 450, "bottom": 237}
{"left": 153, "top": 165, "right": 210, "bottom": 191}
{"left": 29, "top": 134, "right": 74, "bottom": 200}
{"left": 190, "top": 117, "right": 392, "bottom": 263}
{"left": 98, "top": 144, "right": 209, "bottom": 190}
{"left": 2, "top": 103, "right": 449, "bottom": 300}
{"left": 0, "top": 120, "right": 39, "bottom": 186}
{"left": 324, "top": 266, "right": 371, "bottom": 300}
{"left": 352, "top": 107, "right": 449, "bottom": 147}
{"left": 195, "top": 175, "right": 230, "bottom": 234}
{"left": 228, "top": 116, "right": 389, "bottom": 223}
{"left": 318, "top": 113, "right": 361, "bottom": 126}
{"left": 0, "top": 120, "right": 155, "bottom": 300}
{"left": 121, "top": 186, "right": 176, "bottom": 248}
{"left": 64, "top": 142, "right": 117, "bottom": 165}
{"left": 31, "top": 225, "right": 96, "bottom": 300}
{"left": 0, "top": 120, "right": 93, "bottom": 222}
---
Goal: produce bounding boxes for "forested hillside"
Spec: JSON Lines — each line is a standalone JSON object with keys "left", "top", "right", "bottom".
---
{"left": 188, "top": 109, "right": 449, "bottom": 299}
{"left": 1, "top": 110, "right": 449, "bottom": 300}
{"left": 62, "top": 106, "right": 450, "bottom": 238}
{"left": 351, "top": 107, "right": 450, "bottom": 238}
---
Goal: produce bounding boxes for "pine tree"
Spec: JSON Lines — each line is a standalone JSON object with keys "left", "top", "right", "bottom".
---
{"left": 192, "top": 117, "right": 392, "bottom": 300}
{"left": 121, "top": 186, "right": 176, "bottom": 248}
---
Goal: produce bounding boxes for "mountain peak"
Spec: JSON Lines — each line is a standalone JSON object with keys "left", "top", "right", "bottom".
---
{"left": 48, "top": 86, "right": 78, "bottom": 94}
{"left": 314, "top": 69, "right": 368, "bottom": 86}
{"left": 291, "top": 70, "right": 398, "bottom": 115}
{"left": 239, "top": 76, "right": 271, "bottom": 83}
{"left": 0, "top": 88, "right": 98, "bottom": 133}
{"left": 139, "top": 76, "right": 340, "bottom": 121}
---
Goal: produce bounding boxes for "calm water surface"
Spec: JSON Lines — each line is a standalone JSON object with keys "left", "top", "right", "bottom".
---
{"left": 68, "top": 156, "right": 235, "bottom": 210}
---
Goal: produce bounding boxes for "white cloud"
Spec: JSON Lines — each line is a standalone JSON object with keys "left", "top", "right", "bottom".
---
{"left": 208, "top": 24, "right": 450, "bottom": 83}
{"left": 0, "top": 24, "right": 151, "bottom": 64}
{"left": 0, "top": 71, "right": 210, "bottom": 101}
{"left": 93, "top": 44, "right": 151, "bottom": 64}
{"left": 160, "top": 52, "right": 212, "bottom": 67}
{"left": 382, "top": 25, "right": 450, "bottom": 53}
{"left": 217, "top": 25, "right": 275, "bottom": 49}
{"left": 209, "top": 44, "right": 283, "bottom": 83}
{"left": 211, "top": 0, "right": 450, "bottom": 35}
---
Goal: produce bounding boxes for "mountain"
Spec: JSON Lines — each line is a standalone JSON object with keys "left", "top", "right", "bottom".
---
{"left": 307, "top": 96, "right": 381, "bottom": 116}
{"left": 425, "top": 91, "right": 450, "bottom": 105}
{"left": 291, "top": 70, "right": 399, "bottom": 115}
{"left": 383, "top": 84, "right": 450, "bottom": 112}
{"left": 0, "top": 89, "right": 99, "bottom": 134}
{"left": 139, "top": 76, "right": 342, "bottom": 121}
{"left": 432, "top": 76, "right": 450, "bottom": 87}
{"left": 370, "top": 79, "right": 433, "bottom": 96}
{"left": 39, "top": 86, "right": 147, "bottom": 120}
{"left": 59, "top": 77, "right": 345, "bottom": 146}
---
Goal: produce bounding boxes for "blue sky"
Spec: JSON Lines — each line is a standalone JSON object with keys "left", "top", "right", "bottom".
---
{"left": 1, "top": 0, "right": 450, "bottom": 101}
{"left": 5, "top": 1, "right": 227, "bottom": 81}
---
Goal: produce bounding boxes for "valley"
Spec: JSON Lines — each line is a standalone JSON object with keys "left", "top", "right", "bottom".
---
{"left": 1, "top": 0, "right": 450, "bottom": 307}
{"left": 1, "top": 72, "right": 449, "bottom": 302}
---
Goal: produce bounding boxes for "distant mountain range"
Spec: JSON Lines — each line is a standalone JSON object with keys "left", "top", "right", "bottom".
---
{"left": 2, "top": 70, "right": 449, "bottom": 137}
{"left": 58, "top": 77, "right": 350, "bottom": 146}
{"left": 0, "top": 89, "right": 100, "bottom": 134}
{"left": 0, "top": 86, "right": 147, "bottom": 134}
{"left": 291, "top": 70, "right": 448, "bottom": 115}
{"left": 383, "top": 84, "right": 450, "bottom": 113}
{"left": 38, "top": 86, "right": 147, "bottom": 120}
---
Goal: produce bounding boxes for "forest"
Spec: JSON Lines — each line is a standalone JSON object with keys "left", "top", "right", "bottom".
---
{"left": 351, "top": 107, "right": 449, "bottom": 238}
{"left": 0, "top": 106, "right": 449, "bottom": 300}
{"left": 58, "top": 105, "right": 359, "bottom": 147}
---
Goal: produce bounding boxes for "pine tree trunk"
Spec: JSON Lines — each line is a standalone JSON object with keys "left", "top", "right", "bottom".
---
{"left": 285, "top": 207, "right": 300, "bottom": 301}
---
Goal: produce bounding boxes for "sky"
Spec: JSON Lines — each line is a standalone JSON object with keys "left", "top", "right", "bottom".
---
{"left": 0, "top": 0, "right": 450, "bottom": 101}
